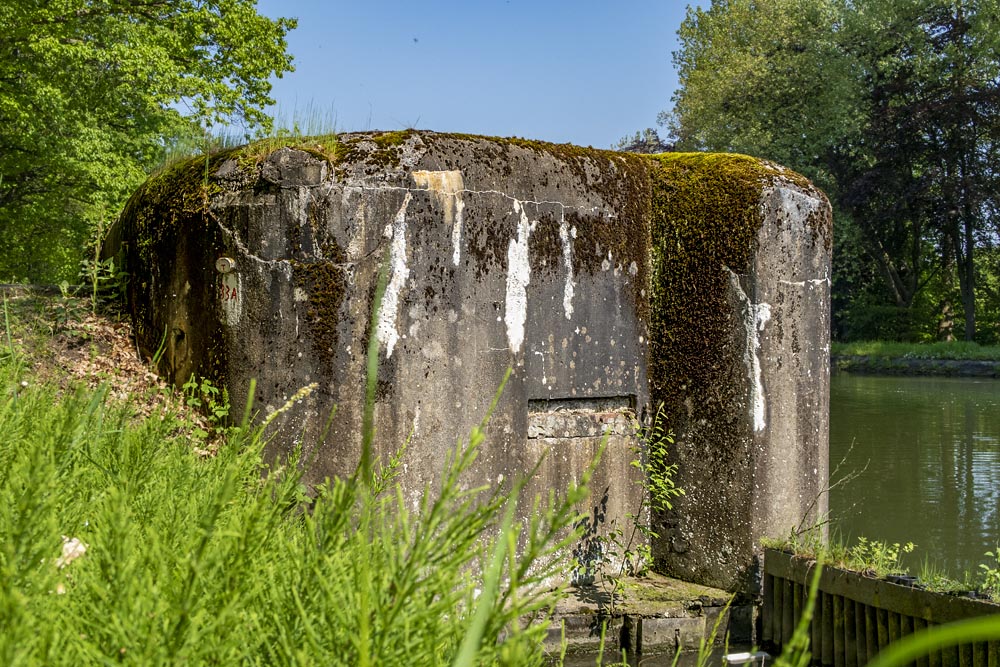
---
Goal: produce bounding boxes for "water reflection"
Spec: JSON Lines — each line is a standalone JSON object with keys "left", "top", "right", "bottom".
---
{"left": 830, "top": 374, "right": 1000, "bottom": 576}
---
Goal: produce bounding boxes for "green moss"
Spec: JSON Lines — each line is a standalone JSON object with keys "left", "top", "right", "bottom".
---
{"left": 369, "top": 130, "right": 413, "bottom": 148}
{"left": 117, "top": 150, "right": 239, "bottom": 360}
{"left": 644, "top": 151, "right": 819, "bottom": 444}
{"left": 328, "top": 130, "right": 420, "bottom": 174}
{"left": 619, "top": 573, "right": 729, "bottom": 605}
{"left": 292, "top": 244, "right": 348, "bottom": 369}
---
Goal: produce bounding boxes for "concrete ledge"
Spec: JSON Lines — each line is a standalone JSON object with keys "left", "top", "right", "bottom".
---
{"left": 545, "top": 573, "right": 753, "bottom": 657}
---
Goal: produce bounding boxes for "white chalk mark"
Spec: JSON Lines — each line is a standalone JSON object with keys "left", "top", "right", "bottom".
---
{"left": 504, "top": 200, "right": 532, "bottom": 353}
{"left": 726, "top": 267, "right": 771, "bottom": 432}
{"left": 779, "top": 277, "right": 830, "bottom": 288}
{"left": 220, "top": 272, "right": 242, "bottom": 326}
{"left": 533, "top": 350, "right": 547, "bottom": 385}
{"left": 559, "top": 216, "right": 575, "bottom": 319}
{"left": 340, "top": 181, "right": 611, "bottom": 219}
{"left": 377, "top": 193, "right": 413, "bottom": 357}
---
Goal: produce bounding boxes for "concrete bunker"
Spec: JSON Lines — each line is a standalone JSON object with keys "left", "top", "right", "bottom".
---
{"left": 115, "top": 131, "right": 831, "bottom": 593}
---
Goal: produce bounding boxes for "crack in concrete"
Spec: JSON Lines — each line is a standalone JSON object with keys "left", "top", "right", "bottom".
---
{"left": 210, "top": 212, "right": 292, "bottom": 270}
{"left": 339, "top": 182, "right": 615, "bottom": 219}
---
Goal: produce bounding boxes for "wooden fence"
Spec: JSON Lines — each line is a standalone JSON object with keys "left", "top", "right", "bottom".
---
{"left": 762, "top": 548, "right": 1000, "bottom": 667}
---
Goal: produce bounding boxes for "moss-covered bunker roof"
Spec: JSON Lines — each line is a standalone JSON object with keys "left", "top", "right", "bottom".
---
{"left": 115, "top": 132, "right": 826, "bottom": 427}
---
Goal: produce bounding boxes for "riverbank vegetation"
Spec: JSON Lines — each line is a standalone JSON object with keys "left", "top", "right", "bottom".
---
{"left": 831, "top": 340, "right": 1000, "bottom": 361}
{"left": 0, "top": 294, "right": 589, "bottom": 666}
{"left": 765, "top": 532, "right": 1000, "bottom": 602}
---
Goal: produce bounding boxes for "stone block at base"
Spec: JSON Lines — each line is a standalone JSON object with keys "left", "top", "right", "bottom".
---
{"left": 544, "top": 573, "right": 753, "bottom": 658}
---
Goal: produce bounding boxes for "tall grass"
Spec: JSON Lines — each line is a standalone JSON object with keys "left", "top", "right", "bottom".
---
{"left": 157, "top": 102, "right": 342, "bottom": 170}
{"left": 0, "top": 362, "right": 588, "bottom": 665}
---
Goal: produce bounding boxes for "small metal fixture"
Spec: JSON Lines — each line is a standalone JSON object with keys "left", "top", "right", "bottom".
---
{"left": 723, "top": 651, "right": 771, "bottom": 666}
{"left": 215, "top": 257, "right": 236, "bottom": 274}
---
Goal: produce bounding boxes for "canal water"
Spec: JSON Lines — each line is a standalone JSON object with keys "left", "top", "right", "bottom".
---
{"left": 830, "top": 373, "right": 1000, "bottom": 578}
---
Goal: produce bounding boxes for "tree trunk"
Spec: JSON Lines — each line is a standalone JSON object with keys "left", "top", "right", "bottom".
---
{"left": 959, "top": 212, "right": 976, "bottom": 341}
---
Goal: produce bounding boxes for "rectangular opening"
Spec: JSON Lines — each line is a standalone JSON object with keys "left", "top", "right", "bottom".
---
{"left": 527, "top": 395, "right": 636, "bottom": 440}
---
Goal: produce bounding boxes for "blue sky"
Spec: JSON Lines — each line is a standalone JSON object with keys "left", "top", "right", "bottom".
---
{"left": 255, "top": 1, "right": 706, "bottom": 149}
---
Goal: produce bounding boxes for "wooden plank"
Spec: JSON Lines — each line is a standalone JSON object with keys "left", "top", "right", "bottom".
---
{"left": 763, "top": 572, "right": 775, "bottom": 643}
{"left": 783, "top": 578, "right": 795, "bottom": 647}
{"left": 812, "top": 589, "right": 825, "bottom": 665}
{"left": 855, "top": 601, "right": 868, "bottom": 666}
{"left": 916, "top": 619, "right": 933, "bottom": 667}
{"left": 958, "top": 644, "right": 973, "bottom": 667}
{"left": 774, "top": 572, "right": 785, "bottom": 648}
{"left": 822, "top": 591, "right": 835, "bottom": 667}
{"left": 834, "top": 594, "right": 846, "bottom": 667}
{"left": 973, "top": 642, "right": 988, "bottom": 667}
{"left": 930, "top": 645, "right": 942, "bottom": 667}
{"left": 846, "top": 597, "right": 858, "bottom": 667}
{"left": 943, "top": 644, "right": 960, "bottom": 667}
{"left": 865, "top": 604, "right": 878, "bottom": 663}
{"left": 793, "top": 581, "right": 803, "bottom": 640}
{"left": 876, "top": 608, "right": 889, "bottom": 653}
{"left": 888, "top": 612, "right": 901, "bottom": 644}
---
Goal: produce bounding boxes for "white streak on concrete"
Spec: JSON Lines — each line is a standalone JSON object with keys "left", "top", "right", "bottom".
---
{"left": 533, "top": 350, "right": 547, "bottom": 385}
{"left": 377, "top": 193, "right": 412, "bottom": 357}
{"left": 412, "top": 170, "right": 466, "bottom": 266}
{"left": 727, "top": 267, "right": 771, "bottom": 432}
{"left": 559, "top": 216, "right": 575, "bottom": 319}
{"left": 504, "top": 200, "right": 532, "bottom": 353}
{"left": 453, "top": 196, "right": 465, "bottom": 266}
{"left": 779, "top": 277, "right": 830, "bottom": 288}
{"left": 221, "top": 272, "right": 242, "bottom": 326}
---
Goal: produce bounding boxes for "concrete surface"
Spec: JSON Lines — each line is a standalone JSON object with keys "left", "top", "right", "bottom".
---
{"left": 114, "top": 131, "right": 831, "bottom": 591}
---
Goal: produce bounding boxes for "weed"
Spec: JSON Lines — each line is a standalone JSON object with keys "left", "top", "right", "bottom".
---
{"left": 80, "top": 211, "right": 110, "bottom": 316}
{"left": 916, "top": 557, "right": 964, "bottom": 592}
{"left": 979, "top": 547, "right": 1000, "bottom": 600}
{"left": 596, "top": 404, "right": 684, "bottom": 612}
{"left": 182, "top": 374, "right": 231, "bottom": 439}
{"left": 47, "top": 282, "right": 86, "bottom": 335}
{"left": 79, "top": 256, "right": 127, "bottom": 316}
{"left": 764, "top": 532, "right": 916, "bottom": 580}
{"left": 849, "top": 537, "right": 916, "bottom": 578}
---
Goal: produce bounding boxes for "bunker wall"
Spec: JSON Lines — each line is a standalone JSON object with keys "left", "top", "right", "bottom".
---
{"left": 115, "top": 131, "right": 832, "bottom": 591}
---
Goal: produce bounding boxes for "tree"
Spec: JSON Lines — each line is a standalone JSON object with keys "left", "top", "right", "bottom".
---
{"left": 0, "top": 0, "right": 296, "bottom": 281}
{"left": 667, "top": 0, "right": 1000, "bottom": 341}
{"left": 666, "top": 0, "right": 859, "bottom": 194}
{"left": 837, "top": 0, "right": 1000, "bottom": 340}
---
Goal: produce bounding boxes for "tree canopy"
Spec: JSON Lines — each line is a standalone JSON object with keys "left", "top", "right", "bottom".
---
{"left": 666, "top": 0, "right": 1000, "bottom": 342}
{"left": 0, "top": 0, "right": 296, "bottom": 281}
